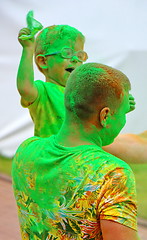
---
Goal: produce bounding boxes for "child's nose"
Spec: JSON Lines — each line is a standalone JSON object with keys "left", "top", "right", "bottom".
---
{"left": 70, "top": 55, "right": 79, "bottom": 63}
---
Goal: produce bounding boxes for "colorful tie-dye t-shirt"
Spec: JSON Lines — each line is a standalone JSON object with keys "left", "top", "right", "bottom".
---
{"left": 12, "top": 135, "right": 137, "bottom": 240}
{"left": 22, "top": 80, "right": 65, "bottom": 137}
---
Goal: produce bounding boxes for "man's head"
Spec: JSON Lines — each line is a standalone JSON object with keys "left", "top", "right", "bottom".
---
{"left": 35, "top": 25, "right": 87, "bottom": 86}
{"left": 64, "top": 63, "right": 131, "bottom": 145}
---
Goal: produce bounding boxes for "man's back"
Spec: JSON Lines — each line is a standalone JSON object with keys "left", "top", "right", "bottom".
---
{"left": 12, "top": 135, "right": 137, "bottom": 239}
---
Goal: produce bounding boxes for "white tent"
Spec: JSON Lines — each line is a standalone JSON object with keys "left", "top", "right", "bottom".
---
{"left": 0, "top": 0, "right": 147, "bottom": 157}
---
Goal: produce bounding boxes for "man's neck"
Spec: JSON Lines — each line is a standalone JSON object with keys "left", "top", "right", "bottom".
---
{"left": 56, "top": 120, "right": 102, "bottom": 148}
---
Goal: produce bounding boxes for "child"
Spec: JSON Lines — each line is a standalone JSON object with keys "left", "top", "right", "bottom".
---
{"left": 17, "top": 13, "right": 88, "bottom": 137}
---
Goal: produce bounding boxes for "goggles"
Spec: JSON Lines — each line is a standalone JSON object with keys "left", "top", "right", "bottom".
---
{"left": 44, "top": 47, "right": 88, "bottom": 62}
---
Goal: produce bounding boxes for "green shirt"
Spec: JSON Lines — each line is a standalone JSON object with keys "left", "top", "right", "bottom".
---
{"left": 12, "top": 135, "right": 137, "bottom": 240}
{"left": 27, "top": 80, "right": 65, "bottom": 137}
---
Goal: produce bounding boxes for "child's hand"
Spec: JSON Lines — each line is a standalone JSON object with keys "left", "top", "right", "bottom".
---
{"left": 18, "top": 28, "right": 34, "bottom": 48}
{"left": 128, "top": 94, "right": 136, "bottom": 113}
{"left": 18, "top": 11, "right": 43, "bottom": 45}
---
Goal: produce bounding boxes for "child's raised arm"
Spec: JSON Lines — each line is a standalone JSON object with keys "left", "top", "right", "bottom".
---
{"left": 17, "top": 27, "right": 38, "bottom": 106}
{"left": 17, "top": 11, "right": 43, "bottom": 106}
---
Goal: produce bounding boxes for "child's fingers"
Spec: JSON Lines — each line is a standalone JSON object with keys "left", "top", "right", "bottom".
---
{"left": 127, "top": 93, "right": 136, "bottom": 113}
{"left": 129, "top": 94, "right": 136, "bottom": 105}
{"left": 130, "top": 105, "right": 136, "bottom": 109}
{"left": 127, "top": 105, "right": 135, "bottom": 113}
{"left": 18, "top": 27, "right": 35, "bottom": 44}
{"left": 129, "top": 94, "right": 135, "bottom": 100}
{"left": 128, "top": 101, "right": 136, "bottom": 113}
{"left": 129, "top": 100, "right": 136, "bottom": 105}
{"left": 18, "top": 28, "right": 31, "bottom": 38}
{"left": 130, "top": 105, "right": 135, "bottom": 111}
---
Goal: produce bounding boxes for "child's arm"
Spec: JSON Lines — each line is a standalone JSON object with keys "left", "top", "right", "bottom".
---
{"left": 17, "top": 27, "right": 38, "bottom": 106}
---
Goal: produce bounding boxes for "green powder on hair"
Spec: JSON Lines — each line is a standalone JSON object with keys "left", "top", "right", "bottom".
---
{"left": 35, "top": 25, "right": 85, "bottom": 56}
{"left": 65, "top": 63, "right": 131, "bottom": 120}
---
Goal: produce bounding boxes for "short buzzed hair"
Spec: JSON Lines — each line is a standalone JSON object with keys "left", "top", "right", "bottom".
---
{"left": 65, "top": 63, "right": 131, "bottom": 120}
{"left": 35, "top": 24, "right": 85, "bottom": 57}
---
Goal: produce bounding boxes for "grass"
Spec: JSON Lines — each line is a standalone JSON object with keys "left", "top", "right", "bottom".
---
{"left": 130, "top": 164, "right": 147, "bottom": 220}
{"left": 0, "top": 155, "right": 147, "bottom": 219}
{"left": 0, "top": 155, "right": 12, "bottom": 176}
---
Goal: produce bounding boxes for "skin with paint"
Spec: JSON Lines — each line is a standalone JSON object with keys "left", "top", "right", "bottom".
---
{"left": 103, "top": 130, "right": 147, "bottom": 163}
{"left": 17, "top": 25, "right": 85, "bottom": 106}
{"left": 55, "top": 63, "right": 140, "bottom": 240}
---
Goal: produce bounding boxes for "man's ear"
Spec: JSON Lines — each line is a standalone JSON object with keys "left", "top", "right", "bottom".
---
{"left": 35, "top": 54, "right": 48, "bottom": 70}
{"left": 99, "top": 107, "right": 110, "bottom": 127}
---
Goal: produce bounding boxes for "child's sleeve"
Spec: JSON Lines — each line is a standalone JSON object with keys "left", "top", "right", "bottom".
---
{"left": 20, "top": 80, "right": 42, "bottom": 108}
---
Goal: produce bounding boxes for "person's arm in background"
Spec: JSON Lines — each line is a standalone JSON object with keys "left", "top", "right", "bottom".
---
{"left": 103, "top": 132, "right": 147, "bottom": 163}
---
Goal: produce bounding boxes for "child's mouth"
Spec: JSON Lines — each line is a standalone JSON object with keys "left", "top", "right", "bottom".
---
{"left": 65, "top": 67, "right": 75, "bottom": 73}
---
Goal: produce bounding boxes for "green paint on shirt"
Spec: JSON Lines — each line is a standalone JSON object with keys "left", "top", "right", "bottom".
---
{"left": 12, "top": 135, "right": 137, "bottom": 239}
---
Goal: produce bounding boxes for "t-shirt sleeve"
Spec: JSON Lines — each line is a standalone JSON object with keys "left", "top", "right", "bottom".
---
{"left": 13, "top": 136, "right": 40, "bottom": 162}
{"left": 20, "top": 80, "right": 43, "bottom": 109}
{"left": 98, "top": 167, "right": 137, "bottom": 231}
{"left": 27, "top": 80, "right": 43, "bottom": 110}
{"left": 12, "top": 136, "right": 40, "bottom": 185}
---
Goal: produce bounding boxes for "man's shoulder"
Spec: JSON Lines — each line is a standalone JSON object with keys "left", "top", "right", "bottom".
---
{"left": 90, "top": 149, "right": 135, "bottom": 184}
{"left": 104, "top": 150, "right": 131, "bottom": 168}
{"left": 16, "top": 136, "right": 41, "bottom": 152}
{"left": 15, "top": 136, "right": 51, "bottom": 156}
{"left": 86, "top": 146, "right": 132, "bottom": 172}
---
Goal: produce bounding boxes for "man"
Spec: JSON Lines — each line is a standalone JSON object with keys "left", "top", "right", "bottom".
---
{"left": 12, "top": 63, "right": 140, "bottom": 239}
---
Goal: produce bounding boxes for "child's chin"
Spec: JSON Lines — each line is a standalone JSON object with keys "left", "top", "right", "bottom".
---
{"left": 63, "top": 76, "right": 69, "bottom": 86}
{"left": 60, "top": 80, "right": 66, "bottom": 87}
{"left": 63, "top": 82, "right": 67, "bottom": 87}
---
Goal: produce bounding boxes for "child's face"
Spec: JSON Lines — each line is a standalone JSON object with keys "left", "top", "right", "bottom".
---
{"left": 45, "top": 36, "right": 85, "bottom": 87}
